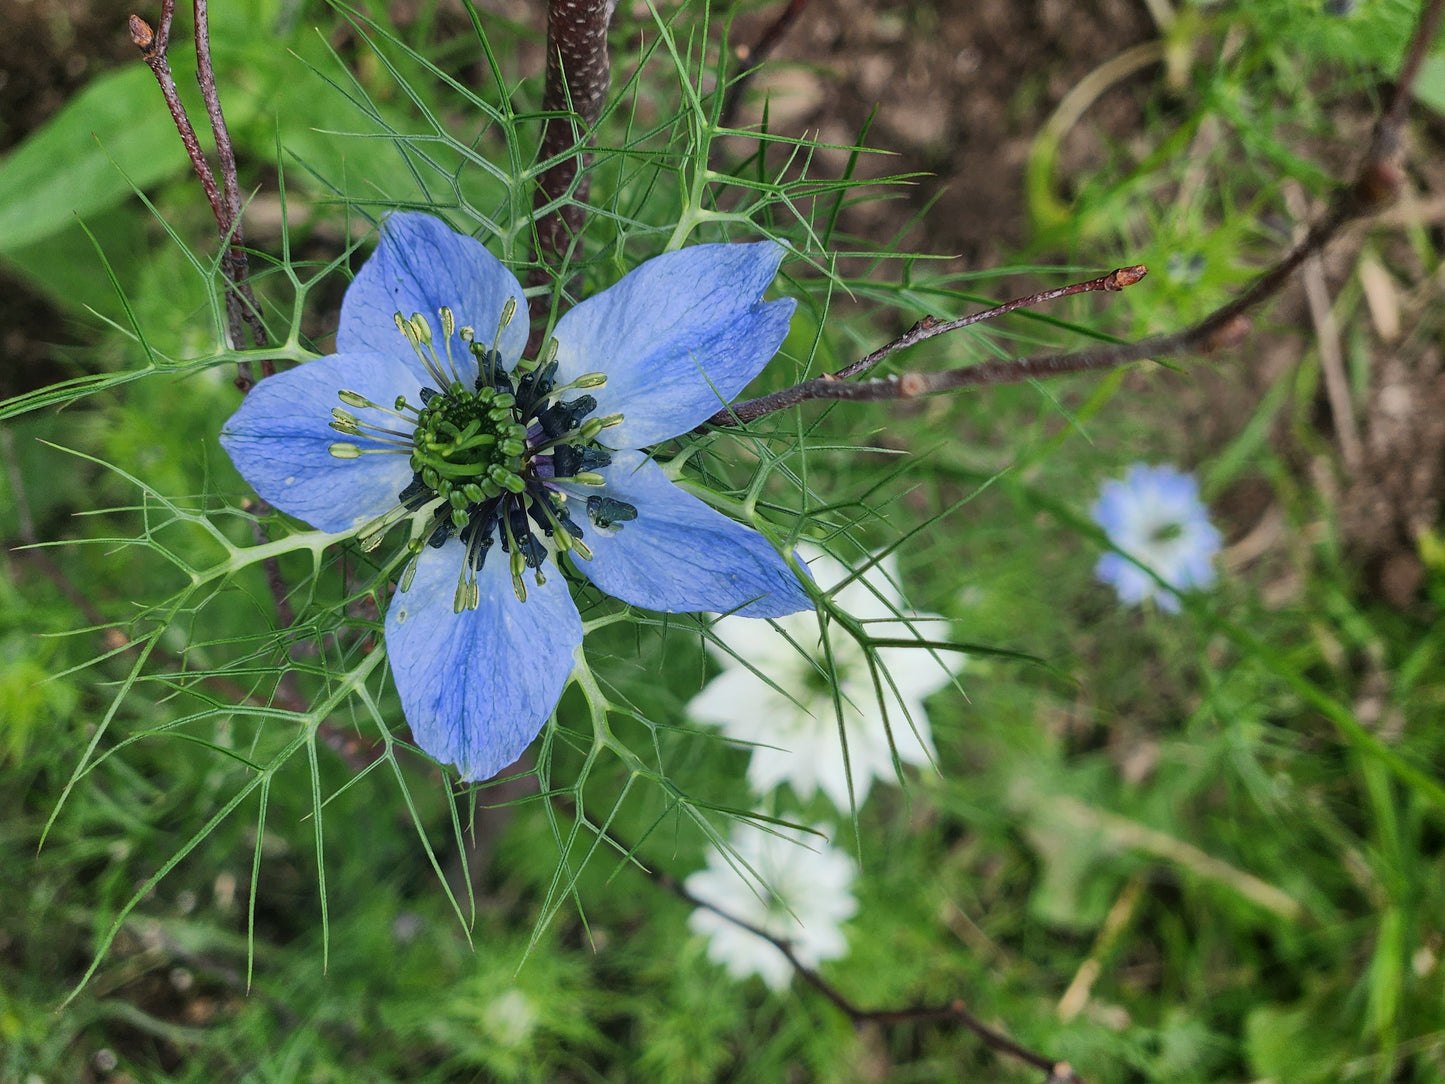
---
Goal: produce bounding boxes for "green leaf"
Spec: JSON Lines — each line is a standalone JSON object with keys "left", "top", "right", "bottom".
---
{"left": 1245, "top": 1003, "right": 1353, "bottom": 1083}
{"left": 1413, "top": 54, "right": 1445, "bottom": 118}
{"left": 0, "top": 63, "right": 192, "bottom": 254}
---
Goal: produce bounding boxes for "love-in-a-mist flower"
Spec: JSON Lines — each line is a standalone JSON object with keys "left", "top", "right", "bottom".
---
{"left": 1091, "top": 463, "right": 1221, "bottom": 612}
{"left": 221, "top": 213, "right": 812, "bottom": 781}
{"left": 688, "top": 547, "right": 959, "bottom": 811}
{"left": 685, "top": 820, "right": 857, "bottom": 990}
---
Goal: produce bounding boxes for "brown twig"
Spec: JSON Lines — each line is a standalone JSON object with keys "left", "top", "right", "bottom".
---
{"left": 525, "top": 0, "right": 618, "bottom": 350}
{"left": 707, "top": 266, "right": 1149, "bottom": 426}
{"left": 579, "top": 810, "right": 1084, "bottom": 1083}
{"left": 709, "top": 0, "right": 1445, "bottom": 430}
{"left": 130, "top": 1, "right": 268, "bottom": 389}
{"left": 833, "top": 265, "right": 1147, "bottom": 382}
{"left": 191, "top": 0, "right": 268, "bottom": 358}
{"left": 719, "top": 0, "right": 811, "bottom": 130}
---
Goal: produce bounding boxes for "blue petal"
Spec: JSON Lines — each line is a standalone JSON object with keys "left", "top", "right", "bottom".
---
{"left": 337, "top": 212, "right": 528, "bottom": 384}
{"left": 550, "top": 242, "right": 796, "bottom": 447}
{"left": 220, "top": 352, "right": 420, "bottom": 532}
{"left": 385, "top": 540, "right": 583, "bottom": 782}
{"left": 568, "top": 451, "right": 813, "bottom": 618}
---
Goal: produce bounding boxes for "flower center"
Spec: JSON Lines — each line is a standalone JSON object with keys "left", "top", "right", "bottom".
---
{"left": 1148, "top": 520, "right": 1184, "bottom": 546}
{"left": 326, "top": 304, "right": 638, "bottom": 612}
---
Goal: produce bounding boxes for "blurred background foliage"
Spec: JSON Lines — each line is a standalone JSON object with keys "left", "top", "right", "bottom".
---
{"left": 2, "top": 0, "right": 1445, "bottom": 1081}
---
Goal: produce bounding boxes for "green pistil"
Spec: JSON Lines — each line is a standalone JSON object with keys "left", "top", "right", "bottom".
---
{"left": 409, "top": 384, "right": 528, "bottom": 507}
{"left": 326, "top": 302, "right": 642, "bottom": 615}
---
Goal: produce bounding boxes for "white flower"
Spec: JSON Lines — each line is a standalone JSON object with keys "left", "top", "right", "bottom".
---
{"left": 1091, "top": 463, "right": 1221, "bottom": 613}
{"left": 688, "top": 547, "right": 961, "bottom": 811}
{"left": 685, "top": 820, "right": 858, "bottom": 989}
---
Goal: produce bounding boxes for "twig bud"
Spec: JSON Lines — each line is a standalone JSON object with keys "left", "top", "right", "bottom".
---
{"left": 1106, "top": 265, "right": 1148, "bottom": 290}
{"left": 129, "top": 14, "right": 156, "bottom": 52}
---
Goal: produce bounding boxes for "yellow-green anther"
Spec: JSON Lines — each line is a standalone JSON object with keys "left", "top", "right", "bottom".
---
{"left": 329, "top": 442, "right": 362, "bottom": 459}
{"left": 596, "top": 412, "right": 624, "bottom": 429}
{"left": 338, "top": 389, "right": 372, "bottom": 409}
{"left": 409, "top": 313, "right": 432, "bottom": 344}
{"left": 499, "top": 295, "right": 517, "bottom": 328}
{"left": 449, "top": 490, "right": 468, "bottom": 510}
{"left": 452, "top": 579, "right": 469, "bottom": 614}
{"left": 570, "top": 537, "right": 593, "bottom": 562}
{"left": 440, "top": 306, "right": 455, "bottom": 340}
{"left": 577, "top": 419, "right": 605, "bottom": 441}
{"left": 499, "top": 438, "right": 525, "bottom": 457}
{"left": 459, "top": 326, "right": 475, "bottom": 343}
{"left": 329, "top": 419, "right": 361, "bottom": 436}
{"left": 450, "top": 507, "right": 468, "bottom": 529}
{"left": 541, "top": 337, "right": 558, "bottom": 366}
{"left": 399, "top": 551, "right": 420, "bottom": 593}
{"left": 463, "top": 483, "right": 485, "bottom": 503}
{"left": 394, "top": 395, "right": 409, "bottom": 411}
{"left": 331, "top": 407, "right": 360, "bottom": 426}
{"left": 509, "top": 550, "right": 527, "bottom": 595}
{"left": 569, "top": 471, "right": 605, "bottom": 486}
{"left": 356, "top": 504, "right": 415, "bottom": 552}
{"left": 393, "top": 312, "right": 411, "bottom": 339}
{"left": 573, "top": 372, "right": 607, "bottom": 388}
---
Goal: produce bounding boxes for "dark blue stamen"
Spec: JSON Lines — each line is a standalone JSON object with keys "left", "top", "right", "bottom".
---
{"left": 587, "top": 495, "right": 638, "bottom": 529}
{"left": 459, "top": 507, "right": 496, "bottom": 571}
{"left": 538, "top": 395, "right": 598, "bottom": 439}
{"left": 427, "top": 519, "right": 455, "bottom": 548}
{"left": 501, "top": 507, "right": 546, "bottom": 568}
{"left": 527, "top": 492, "right": 573, "bottom": 537}
{"left": 398, "top": 473, "right": 432, "bottom": 510}
{"left": 552, "top": 445, "right": 611, "bottom": 477}
{"left": 419, "top": 386, "right": 440, "bottom": 404}
{"left": 515, "top": 360, "right": 559, "bottom": 414}
{"left": 472, "top": 348, "right": 504, "bottom": 391}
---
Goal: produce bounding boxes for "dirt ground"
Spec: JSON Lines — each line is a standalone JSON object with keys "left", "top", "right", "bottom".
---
{"left": 731, "top": 0, "right": 1153, "bottom": 264}
{"left": 3, "top": 0, "right": 1441, "bottom": 605}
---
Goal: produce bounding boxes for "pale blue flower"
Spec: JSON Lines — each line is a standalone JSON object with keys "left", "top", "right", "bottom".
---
{"left": 222, "top": 212, "right": 811, "bottom": 780}
{"left": 1092, "top": 463, "right": 1221, "bottom": 612}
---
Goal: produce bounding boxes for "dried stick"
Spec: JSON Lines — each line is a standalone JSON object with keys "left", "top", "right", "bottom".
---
{"left": 130, "top": 0, "right": 268, "bottom": 388}
{"left": 572, "top": 802, "right": 1083, "bottom": 1084}
{"left": 710, "top": 0, "right": 1445, "bottom": 430}
{"left": 191, "top": 0, "right": 266, "bottom": 356}
{"left": 706, "top": 266, "right": 1149, "bottom": 426}
{"left": 719, "top": 0, "right": 811, "bottom": 130}
{"left": 526, "top": 0, "right": 618, "bottom": 344}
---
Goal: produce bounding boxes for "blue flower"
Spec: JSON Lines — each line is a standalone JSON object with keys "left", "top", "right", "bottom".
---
{"left": 221, "top": 212, "right": 812, "bottom": 780}
{"left": 1091, "top": 463, "right": 1221, "bottom": 612}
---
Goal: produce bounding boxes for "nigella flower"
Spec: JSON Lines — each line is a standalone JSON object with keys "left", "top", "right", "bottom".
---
{"left": 685, "top": 819, "right": 857, "bottom": 990}
{"left": 1091, "top": 463, "right": 1221, "bottom": 612}
{"left": 221, "top": 212, "right": 812, "bottom": 780}
{"left": 688, "top": 546, "right": 959, "bottom": 811}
